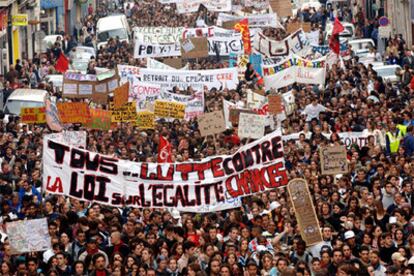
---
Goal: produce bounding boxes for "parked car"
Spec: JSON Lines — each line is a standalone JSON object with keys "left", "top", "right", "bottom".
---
{"left": 348, "top": 39, "right": 375, "bottom": 59}
{"left": 96, "top": 14, "right": 130, "bottom": 49}
{"left": 3, "top": 89, "right": 49, "bottom": 116}
{"left": 373, "top": 65, "right": 402, "bottom": 83}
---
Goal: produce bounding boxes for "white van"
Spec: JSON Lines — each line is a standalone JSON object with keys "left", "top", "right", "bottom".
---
{"left": 3, "top": 89, "right": 49, "bottom": 116}
{"left": 96, "top": 14, "right": 130, "bottom": 49}
{"left": 348, "top": 39, "right": 375, "bottom": 59}
{"left": 325, "top": 22, "right": 355, "bottom": 42}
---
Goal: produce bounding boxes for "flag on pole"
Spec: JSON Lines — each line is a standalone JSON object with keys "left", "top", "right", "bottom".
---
{"left": 329, "top": 17, "right": 344, "bottom": 55}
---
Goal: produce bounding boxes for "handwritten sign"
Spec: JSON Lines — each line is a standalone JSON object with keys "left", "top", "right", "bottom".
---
{"left": 110, "top": 102, "right": 137, "bottom": 123}
{"left": 86, "top": 109, "right": 111, "bottom": 130}
{"left": 136, "top": 111, "right": 155, "bottom": 129}
{"left": 20, "top": 107, "right": 46, "bottom": 124}
{"left": 198, "top": 111, "right": 226, "bottom": 137}
{"left": 114, "top": 82, "right": 129, "bottom": 108}
{"left": 154, "top": 100, "right": 186, "bottom": 119}
{"left": 229, "top": 108, "right": 255, "bottom": 125}
{"left": 7, "top": 218, "right": 51, "bottom": 255}
{"left": 238, "top": 113, "right": 266, "bottom": 139}
{"left": 288, "top": 179, "right": 323, "bottom": 246}
{"left": 57, "top": 102, "right": 90, "bottom": 124}
{"left": 320, "top": 145, "right": 348, "bottom": 175}
{"left": 268, "top": 95, "right": 283, "bottom": 114}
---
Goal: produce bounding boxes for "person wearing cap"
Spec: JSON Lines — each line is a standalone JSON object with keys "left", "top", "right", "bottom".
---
{"left": 78, "top": 237, "right": 109, "bottom": 267}
{"left": 391, "top": 252, "right": 406, "bottom": 269}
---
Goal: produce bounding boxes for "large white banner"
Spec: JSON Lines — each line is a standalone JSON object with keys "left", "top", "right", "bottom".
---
{"left": 43, "top": 130, "right": 287, "bottom": 211}
{"left": 283, "top": 131, "right": 369, "bottom": 149}
{"left": 262, "top": 55, "right": 326, "bottom": 90}
{"left": 176, "top": 0, "right": 232, "bottom": 13}
{"left": 217, "top": 13, "right": 282, "bottom": 28}
{"left": 253, "top": 29, "right": 310, "bottom": 58}
{"left": 129, "top": 81, "right": 162, "bottom": 111}
{"left": 119, "top": 66, "right": 239, "bottom": 91}
{"left": 45, "top": 131, "right": 87, "bottom": 148}
{"left": 134, "top": 30, "right": 243, "bottom": 58}
{"left": 244, "top": 0, "right": 269, "bottom": 9}
{"left": 133, "top": 27, "right": 185, "bottom": 44}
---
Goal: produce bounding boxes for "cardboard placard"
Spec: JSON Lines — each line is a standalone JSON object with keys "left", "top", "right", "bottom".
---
{"left": 238, "top": 113, "right": 266, "bottom": 139}
{"left": 20, "top": 107, "right": 46, "bottom": 124}
{"left": 109, "top": 102, "right": 137, "bottom": 123}
{"left": 86, "top": 109, "right": 111, "bottom": 130}
{"left": 229, "top": 108, "right": 255, "bottom": 125}
{"left": 62, "top": 73, "right": 119, "bottom": 100}
{"left": 114, "top": 82, "right": 129, "bottom": 108}
{"left": 57, "top": 102, "right": 90, "bottom": 124}
{"left": 198, "top": 111, "right": 226, "bottom": 137}
{"left": 287, "top": 22, "right": 311, "bottom": 33}
{"left": 268, "top": 95, "right": 283, "bottom": 114}
{"left": 163, "top": 58, "right": 183, "bottom": 69}
{"left": 181, "top": 37, "right": 209, "bottom": 59}
{"left": 222, "top": 20, "right": 240, "bottom": 29}
{"left": 154, "top": 100, "right": 186, "bottom": 119}
{"left": 320, "top": 145, "right": 348, "bottom": 175}
{"left": 136, "top": 111, "right": 155, "bottom": 129}
{"left": 288, "top": 178, "right": 323, "bottom": 246}
{"left": 270, "top": 0, "right": 292, "bottom": 17}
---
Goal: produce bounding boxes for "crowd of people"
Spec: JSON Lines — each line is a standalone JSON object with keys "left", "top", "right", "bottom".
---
{"left": 2, "top": 0, "right": 414, "bottom": 275}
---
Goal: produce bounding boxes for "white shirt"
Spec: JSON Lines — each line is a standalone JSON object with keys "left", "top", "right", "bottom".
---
{"left": 302, "top": 103, "right": 326, "bottom": 122}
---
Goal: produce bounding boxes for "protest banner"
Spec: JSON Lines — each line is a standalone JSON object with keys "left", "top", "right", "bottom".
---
{"left": 134, "top": 42, "right": 181, "bottom": 58}
{"left": 198, "top": 111, "right": 226, "bottom": 137}
{"left": 282, "top": 91, "right": 296, "bottom": 116}
{"left": 184, "top": 91, "right": 204, "bottom": 120}
{"left": 262, "top": 55, "right": 326, "bottom": 90}
{"left": 181, "top": 37, "right": 209, "bottom": 59}
{"left": 43, "top": 129, "right": 287, "bottom": 211}
{"left": 182, "top": 27, "right": 215, "bottom": 39}
{"left": 234, "top": 19, "right": 251, "bottom": 54}
{"left": 222, "top": 20, "right": 239, "bottom": 30}
{"left": 217, "top": 13, "right": 282, "bottom": 28}
{"left": 338, "top": 132, "right": 369, "bottom": 149}
{"left": 176, "top": 0, "right": 232, "bottom": 13}
{"left": 320, "top": 145, "right": 349, "bottom": 175}
{"left": 86, "top": 109, "right": 111, "bottom": 131}
{"left": 57, "top": 102, "right": 90, "bottom": 124}
{"left": 229, "top": 108, "right": 255, "bottom": 125}
{"left": 45, "top": 131, "right": 87, "bottom": 148}
{"left": 269, "top": 0, "right": 293, "bottom": 17}
{"left": 20, "top": 107, "right": 46, "bottom": 124}
{"left": 268, "top": 95, "right": 283, "bottom": 114}
{"left": 244, "top": 0, "right": 269, "bottom": 10}
{"left": 287, "top": 179, "right": 323, "bottom": 246}
{"left": 238, "top": 113, "right": 266, "bottom": 139}
{"left": 6, "top": 218, "right": 51, "bottom": 254}
{"left": 133, "top": 27, "right": 185, "bottom": 44}
{"left": 109, "top": 102, "right": 137, "bottom": 123}
{"left": 136, "top": 111, "right": 155, "bottom": 129}
{"left": 114, "top": 82, "right": 129, "bottom": 108}
{"left": 247, "top": 90, "right": 267, "bottom": 109}
{"left": 130, "top": 81, "right": 161, "bottom": 111}
{"left": 136, "top": 67, "right": 239, "bottom": 91}
{"left": 45, "top": 99, "right": 63, "bottom": 132}
{"left": 252, "top": 29, "right": 310, "bottom": 58}
{"left": 154, "top": 100, "right": 186, "bottom": 119}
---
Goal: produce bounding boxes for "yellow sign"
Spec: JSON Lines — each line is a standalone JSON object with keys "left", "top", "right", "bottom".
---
{"left": 12, "top": 14, "right": 28, "bottom": 26}
{"left": 154, "top": 100, "right": 185, "bottom": 119}
{"left": 136, "top": 111, "right": 155, "bottom": 129}
{"left": 20, "top": 107, "right": 46, "bottom": 124}
{"left": 110, "top": 102, "right": 137, "bottom": 123}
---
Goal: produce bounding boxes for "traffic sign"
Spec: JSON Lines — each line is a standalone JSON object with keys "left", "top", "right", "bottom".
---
{"left": 379, "top": 16, "right": 389, "bottom": 27}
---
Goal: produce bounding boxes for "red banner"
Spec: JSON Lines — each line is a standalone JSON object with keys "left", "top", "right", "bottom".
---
{"left": 234, "top": 18, "right": 251, "bottom": 55}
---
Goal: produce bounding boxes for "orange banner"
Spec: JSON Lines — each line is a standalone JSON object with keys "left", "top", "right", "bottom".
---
{"left": 57, "top": 102, "right": 90, "bottom": 124}
{"left": 234, "top": 18, "right": 251, "bottom": 55}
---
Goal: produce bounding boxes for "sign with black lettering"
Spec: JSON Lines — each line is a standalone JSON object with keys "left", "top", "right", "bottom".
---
{"left": 319, "top": 145, "right": 348, "bottom": 175}
{"left": 43, "top": 129, "right": 287, "bottom": 212}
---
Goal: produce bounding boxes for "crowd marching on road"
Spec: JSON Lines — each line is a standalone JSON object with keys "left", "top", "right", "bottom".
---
{"left": 2, "top": 0, "right": 414, "bottom": 275}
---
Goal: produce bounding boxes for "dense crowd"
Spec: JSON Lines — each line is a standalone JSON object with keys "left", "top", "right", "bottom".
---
{"left": 2, "top": 0, "right": 414, "bottom": 276}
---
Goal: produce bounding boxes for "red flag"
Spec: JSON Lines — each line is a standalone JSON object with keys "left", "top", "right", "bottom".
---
{"left": 234, "top": 18, "right": 251, "bottom": 55}
{"left": 329, "top": 18, "right": 344, "bottom": 55}
{"left": 158, "top": 135, "right": 172, "bottom": 163}
{"left": 55, "top": 53, "right": 69, "bottom": 73}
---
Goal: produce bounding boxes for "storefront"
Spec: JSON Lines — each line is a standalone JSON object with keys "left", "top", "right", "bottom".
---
{"left": 0, "top": 8, "right": 8, "bottom": 76}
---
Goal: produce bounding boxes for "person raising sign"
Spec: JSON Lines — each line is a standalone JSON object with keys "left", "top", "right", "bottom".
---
{"left": 245, "top": 63, "right": 263, "bottom": 87}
